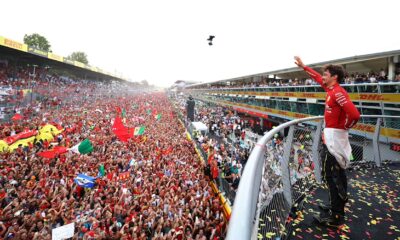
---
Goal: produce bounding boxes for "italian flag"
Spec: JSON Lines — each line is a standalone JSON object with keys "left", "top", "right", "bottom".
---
{"left": 69, "top": 139, "right": 93, "bottom": 154}
{"left": 134, "top": 126, "right": 145, "bottom": 136}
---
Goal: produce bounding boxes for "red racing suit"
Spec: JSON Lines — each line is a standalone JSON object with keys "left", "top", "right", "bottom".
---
{"left": 303, "top": 66, "right": 360, "bottom": 130}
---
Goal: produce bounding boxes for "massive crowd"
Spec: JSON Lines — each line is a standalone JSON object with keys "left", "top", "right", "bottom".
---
{"left": 0, "top": 65, "right": 226, "bottom": 239}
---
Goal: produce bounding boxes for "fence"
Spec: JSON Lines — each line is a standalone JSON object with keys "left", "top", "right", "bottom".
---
{"left": 226, "top": 115, "right": 400, "bottom": 240}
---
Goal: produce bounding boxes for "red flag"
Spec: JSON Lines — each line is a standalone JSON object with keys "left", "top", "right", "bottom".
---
{"left": 11, "top": 113, "right": 23, "bottom": 121}
{"left": 162, "top": 146, "right": 173, "bottom": 155}
{"left": 37, "top": 146, "right": 68, "bottom": 159}
{"left": 38, "top": 151, "right": 57, "bottom": 159}
{"left": 208, "top": 151, "right": 215, "bottom": 165}
{"left": 4, "top": 130, "right": 38, "bottom": 145}
{"left": 112, "top": 117, "right": 131, "bottom": 142}
{"left": 53, "top": 146, "right": 68, "bottom": 154}
{"left": 211, "top": 163, "right": 219, "bottom": 179}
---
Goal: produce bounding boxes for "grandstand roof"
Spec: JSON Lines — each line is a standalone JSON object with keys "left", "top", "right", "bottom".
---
{"left": 0, "top": 35, "right": 126, "bottom": 81}
{"left": 188, "top": 49, "right": 400, "bottom": 88}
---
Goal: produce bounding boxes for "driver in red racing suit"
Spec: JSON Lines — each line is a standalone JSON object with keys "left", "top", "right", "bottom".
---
{"left": 295, "top": 56, "right": 360, "bottom": 226}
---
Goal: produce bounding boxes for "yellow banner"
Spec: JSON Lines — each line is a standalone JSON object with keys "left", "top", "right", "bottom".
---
{"left": 48, "top": 53, "right": 64, "bottom": 62}
{"left": 74, "top": 61, "right": 85, "bottom": 68}
{"left": 28, "top": 47, "right": 48, "bottom": 57}
{"left": 0, "top": 36, "right": 28, "bottom": 52}
{"left": 216, "top": 99, "right": 400, "bottom": 139}
{"left": 209, "top": 91, "right": 400, "bottom": 103}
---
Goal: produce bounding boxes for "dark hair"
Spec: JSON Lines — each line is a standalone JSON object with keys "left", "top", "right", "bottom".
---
{"left": 323, "top": 64, "right": 345, "bottom": 84}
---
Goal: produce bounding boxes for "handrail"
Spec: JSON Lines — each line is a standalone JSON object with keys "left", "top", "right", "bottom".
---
{"left": 226, "top": 114, "right": 400, "bottom": 240}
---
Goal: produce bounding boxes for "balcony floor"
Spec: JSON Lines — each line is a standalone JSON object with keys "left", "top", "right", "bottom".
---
{"left": 289, "top": 163, "right": 400, "bottom": 240}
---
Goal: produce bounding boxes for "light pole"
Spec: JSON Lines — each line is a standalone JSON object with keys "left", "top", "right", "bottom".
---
{"left": 28, "top": 64, "right": 38, "bottom": 105}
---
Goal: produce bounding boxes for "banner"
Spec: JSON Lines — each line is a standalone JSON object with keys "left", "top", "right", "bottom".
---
{"left": 52, "top": 222, "right": 75, "bottom": 240}
{"left": 217, "top": 99, "right": 400, "bottom": 139}
{"left": 4, "top": 130, "right": 38, "bottom": 145}
{"left": 91, "top": 66, "right": 98, "bottom": 72}
{"left": 210, "top": 91, "right": 400, "bottom": 103}
{"left": 63, "top": 58, "right": 75, "bottom": 65}
{"left": 48, "top": 52, "right": 64, "bottom": 62}
{"left": 0, "top": 36, "right": 28, "bottom": 52}
{"left": 74, "top": 61, "right": 85, "bottom": 68}
{"left": 28, "top": 47, "right": 48, "bottom": 57}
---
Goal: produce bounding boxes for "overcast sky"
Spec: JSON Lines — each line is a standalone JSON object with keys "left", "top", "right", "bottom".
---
{"left": 1, "top": 0, "right": 399, "bottom": 87}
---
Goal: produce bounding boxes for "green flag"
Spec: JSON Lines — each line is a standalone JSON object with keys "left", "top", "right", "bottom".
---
{"left": 69, "top": 139, "right": 93, "bottom": 155}
{"left": 155, "top": 113, "right": 162, "bottom": 121}
{"left": 134, "top": 126, "right": 145, "bottom": 136}
{"left": 122, "top": 109, "right": 126, "bottom": 118}
{"left": 99, "top": 164, "right": 105, "bottom": 177}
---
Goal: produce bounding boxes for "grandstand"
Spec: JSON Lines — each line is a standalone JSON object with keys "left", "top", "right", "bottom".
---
{"left": 0, "top": 36, "right": 227, "bottom": 239}
{"left": 183, "top": 50, "right": 400, "bottom": 239}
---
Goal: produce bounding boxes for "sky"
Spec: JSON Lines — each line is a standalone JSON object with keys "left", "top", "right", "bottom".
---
{"left": 1, "top": 0, "right": 399, "bottom": 87}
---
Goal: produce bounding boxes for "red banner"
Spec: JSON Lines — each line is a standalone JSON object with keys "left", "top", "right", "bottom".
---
{"left": 4, "top": 130, "right": 38, "bottom": 145}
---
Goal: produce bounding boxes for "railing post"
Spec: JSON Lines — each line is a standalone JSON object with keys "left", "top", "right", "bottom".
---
{"left": 311, "top": 120, "right": 323, "bottom": 183}
{"left": 373, "top": 118, "right": 382, "bottom": 167}
{"left": 281, "top": 125, "right": 295, "bottom": 207}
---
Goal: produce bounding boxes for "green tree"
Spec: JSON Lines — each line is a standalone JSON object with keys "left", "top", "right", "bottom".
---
{"left": 67, "top": 51, "right": 89, "bottom": 64}
{"left": 23, "top": 33, "right": 51, "bottom": 52}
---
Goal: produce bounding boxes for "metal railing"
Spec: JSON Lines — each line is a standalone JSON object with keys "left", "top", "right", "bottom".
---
{"left": 226, "top": 115, "right": 400, "bottom": 240}
{"left": 187, "top": 82, "right": 400, "bottom": 94}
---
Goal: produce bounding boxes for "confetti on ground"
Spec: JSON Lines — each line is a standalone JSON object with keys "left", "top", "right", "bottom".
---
{"left": 256, "top": 163, "right": 400, "bottom": 239}
{"left": 287, "top": 163, "right": 400, "bottom": 240}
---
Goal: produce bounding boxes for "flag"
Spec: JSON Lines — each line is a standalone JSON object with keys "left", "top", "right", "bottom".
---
{"left": 146, "top": 109, "right": 152, "bottom": 115}
{"left": 4, "top": 130, "right": 38, "bottom": 145}
{"left": 37, "top": 146, "right": 67, "bottom": 159}
{"left": 53, "top": 146, "right": 68, "bottom": 154}
{"left": 74, "top": 174, "right": 96, "bottom": 188}
{"left": 122, "top": 109, "right": 126, "bottom": 118}
{"left": 129, "top": 159, "right": 136, "bottom": 167}
{"left": 39, "top": 124, "right": 63, "bottom": 136}
{"left": 162, "top": 146, "right": 173, "bottom": 155}
{"left": 37, "top": 150, "right": 56, "bottom": 159}
{"left": 117, "top": 172, "right": 130, "bottom": 181}
{"left": 112, "top": 117, "right": 132, "bottom": 142}
{"left": 155, "top": 113, "right": 162, "bottom": 121}
{"left": 208, "top": 151, "right": 215, "bottom": 165}
{"left": 11, "top": 113, "right": 23, "bottom": 121}
{"left": 134, "top": 126, "right": 145, "bottom": 136}
{"left": 0, "top": 140, "right": 8, "bottom": 153}
{"left": 69, "top": 139, "right": 93, "bottom": 154}
{"left": 116, "top": 106, "right": 122, "bottom": 114}
{"left": 99, "top": 165, "right": 105, "bottom": 177}
{"left": 8, "top": 136, "right": 36, "bottom": 152}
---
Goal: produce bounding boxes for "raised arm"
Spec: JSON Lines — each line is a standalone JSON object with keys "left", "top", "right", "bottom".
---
{"left": 294, "top": 56, "right": 325, "bottom": 88}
